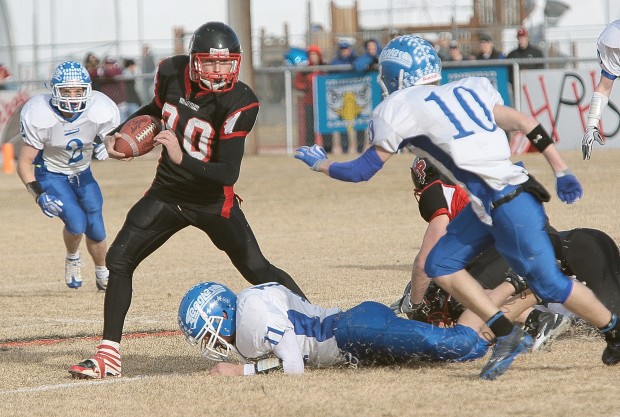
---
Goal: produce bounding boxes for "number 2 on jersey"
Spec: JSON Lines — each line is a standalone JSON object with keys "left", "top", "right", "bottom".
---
{"left": 424, "top": 86, "right": 497, "bottom": 139}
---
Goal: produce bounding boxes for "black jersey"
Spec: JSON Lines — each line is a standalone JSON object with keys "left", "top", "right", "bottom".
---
{"left": 140, "top": 55, "right": 259, "bottom": 214}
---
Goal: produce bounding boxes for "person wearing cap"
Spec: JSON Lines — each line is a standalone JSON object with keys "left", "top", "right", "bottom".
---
{"left": 331, "top": 40, "right": 357, "bottom": 66}
{"left": 446, "top": 40, "right": 466, "bottom": 62}
{"left": 475, "top": 33, "right": 505, "bottom": 60}
{"left": 507, "top": 27, "right": 543, "bottom": 70}
{"left": 330, "top": 40, "right": 360, "bottom": 153}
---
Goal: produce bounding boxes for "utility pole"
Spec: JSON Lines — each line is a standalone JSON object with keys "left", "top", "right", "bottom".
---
{"left": 228, "top": 0, "right": 258, "bottom": 154}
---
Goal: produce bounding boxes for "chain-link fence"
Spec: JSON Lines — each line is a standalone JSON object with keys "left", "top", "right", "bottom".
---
{"left": 0, "top": 56, "right": 603, "bottom": 157}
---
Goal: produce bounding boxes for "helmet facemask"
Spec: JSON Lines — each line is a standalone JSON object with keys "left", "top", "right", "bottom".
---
{"left": 190, "top": 50, "right": 241, "bottom": 92}
{"left": 51, "top": 83, "right": 92, "bottom": 113}
{"left": 197, "top": 315, "right": 247, "bottom": 363}
{"left": 50, "top": 61, "right": 92, "bottom": 113}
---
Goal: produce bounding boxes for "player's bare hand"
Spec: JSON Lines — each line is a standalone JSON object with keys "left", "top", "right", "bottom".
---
{"left": 105, "top": 133, "right": 133, "bottom": 161}
{"left": 208, "top": 362, "right": 244, "bottom": 376}
{"left": 155, "top": 129, "right": 182, "bottom": 165}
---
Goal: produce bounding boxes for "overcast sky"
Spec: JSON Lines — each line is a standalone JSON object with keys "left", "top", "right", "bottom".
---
{"left": 2, "top": 0, "right": 619, "bottom": 76}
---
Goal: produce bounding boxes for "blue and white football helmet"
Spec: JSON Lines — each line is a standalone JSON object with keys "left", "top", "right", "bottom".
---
{"left": 284, "top": 47, "right": 309, "bottom": 66}
{"left": 50, "top": 60, "right": 92, "bottom": 113}
{"left": 378, "top": 35, "right": 442, "bottom": 97}
{"left": 178, "top": 282, "right": 239, "bottom": 362}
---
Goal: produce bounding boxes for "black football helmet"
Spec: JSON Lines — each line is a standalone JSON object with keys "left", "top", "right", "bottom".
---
{"left": 410, "top": 156, "right": 442, "bottom": 191}
{"left": 189, "top": 21, "right": 242, "bottom": 92}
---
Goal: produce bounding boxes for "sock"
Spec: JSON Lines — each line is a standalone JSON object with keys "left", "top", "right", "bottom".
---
{"left": 66, "top": 251, "right": 80, "bottom": 260}
{"left": 96, "top": 340, "right": 122, "bottom": 375}
{"left": 599, "top": 314, "right": 619, "bottom": 342}
{"left": 487, "top": 311, "right": 514, "bottom": 337}
{"left": 95, "top": 266, "right": 109, "bottom": 279}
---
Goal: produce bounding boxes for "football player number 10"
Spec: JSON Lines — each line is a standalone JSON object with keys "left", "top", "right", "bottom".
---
{"left": 424, "top": 86, "right": 498, "bottom": 140}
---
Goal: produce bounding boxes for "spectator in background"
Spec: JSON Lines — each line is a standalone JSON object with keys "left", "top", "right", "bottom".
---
{"left": 122, "top": 58, "right": 141, "bottom": 117}
{"left": 475, "top": 33, "right": 505, "bottom": 60}
{"left": 331, "top": 40, "right": 361, "bottom": 153}
{"left": 446, "top": 40, "right": 467, "bottom": 62}
{"left": 290, "top": 45, "right": 334, "bottom": 152}
{"left": 507, "top": 27, "right": 544, "bottom": 70}
{"left": 140, "top": 44, "right": 156, "bottom": 104}
{"left": 331, "top": 40, "right": 357, "bottom": 66}
{"left": 98, "top": 57, "right": 128, "bottom": 121}
{"left": 0, "top": 63, "right": 10, "bottom": 90}
{"left": 83, "top": 52, "right": 101, "bottom": 90}
{"left": 353, "top": 38, "right": 381, "bottom": 72}
{"left": 349, "top": 39, "right": 382, "bottom": 153}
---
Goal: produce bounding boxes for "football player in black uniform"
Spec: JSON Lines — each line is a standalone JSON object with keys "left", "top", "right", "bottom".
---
{"left": 69, "top": 21, "right": 307, "bottom": 379}
{"left": 392, "top": 157, "right": 620, "bottom": 327}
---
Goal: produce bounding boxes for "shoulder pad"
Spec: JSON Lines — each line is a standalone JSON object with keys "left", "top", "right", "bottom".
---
{"left": 20, "top": 95, "right": 57, "bottom": 129}
{"left": 86, "top": 91, "right": 121, "bottom": 124}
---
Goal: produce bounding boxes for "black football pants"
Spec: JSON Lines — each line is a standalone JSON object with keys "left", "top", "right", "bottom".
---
{"left": 102, "top": 194, "right": 306, "bottom": 342}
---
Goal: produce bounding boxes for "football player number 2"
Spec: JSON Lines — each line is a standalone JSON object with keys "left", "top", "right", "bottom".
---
{"left": 425, "top": 86, "right": 497, "bottom": 139}
{"left": 162, "top": 103, "right": 214, "bottom": 161}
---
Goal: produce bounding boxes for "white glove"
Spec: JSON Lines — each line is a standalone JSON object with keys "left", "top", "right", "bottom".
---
{"left": 37, "top": 192, "right": 64, "bottom": 218}
{"left": 94, "top": 142, "right": 109, "bottom": 161}
{"left": 582, "top": 126, "right": 604, "bottom": 160}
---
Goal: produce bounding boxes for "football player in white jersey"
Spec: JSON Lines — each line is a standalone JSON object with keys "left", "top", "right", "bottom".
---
{"left": 582, "top": 19, "right": 620, "bottom": 159}
{"left": 295, "top": 35, "right": 620, "bottom": 380}
{"left": 178, "top": 281, "right": 549, "bottom": 376}
{"left": 17, "top": 61, "right": 120, "bottom": 290}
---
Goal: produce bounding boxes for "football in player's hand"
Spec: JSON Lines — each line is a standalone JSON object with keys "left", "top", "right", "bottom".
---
{"left": 114, "top": 115, "right": 162, "bottom": 157}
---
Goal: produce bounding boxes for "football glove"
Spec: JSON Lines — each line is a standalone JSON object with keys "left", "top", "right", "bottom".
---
{"left": 389, "top": 282, "right": 426, "bottom": 320}
{"left": 94, "top": 142, "right": 109, "bottom": 161}
{"left": 555, "top": 170, "right": 583, "bottom": 204}
{"left": 37, "top": 192, "right": 64, "bottom": 218}
{"left": 295, "top": 144, "right": 327, "bottom": 171}
{"left": 582, "top": 126, "right": 604, "bottom": 160}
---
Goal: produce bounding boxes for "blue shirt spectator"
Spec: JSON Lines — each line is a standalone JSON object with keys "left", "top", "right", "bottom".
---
{"left": 331, "top": 40, "right": 357, "bottom": 66}
{"left": 352, "top": 39, "right": 382, "bottom": 72}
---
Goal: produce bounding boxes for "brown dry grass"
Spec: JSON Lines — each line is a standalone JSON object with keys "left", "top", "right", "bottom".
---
{"left": 1, "top": 149, "right": 620, "bottom": 417}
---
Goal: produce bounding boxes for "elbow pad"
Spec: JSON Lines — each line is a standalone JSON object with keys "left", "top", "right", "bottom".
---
{"left": 328, "top": 147, "right": 384, "bottom": 182}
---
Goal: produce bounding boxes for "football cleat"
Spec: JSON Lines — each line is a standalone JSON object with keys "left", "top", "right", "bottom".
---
{"left": 65, "top": 257, "right": 82, "bottom": 289}
{"left": 602, "top": 341, "right": 620, "bottom": 366}
{"left": 69, "top": 343, "right": 121, "bottom": 379}
{"left": 525, "top": 311, "right": 572, "bottom": 352}
{"left": 95, "top": 269, "right": 109, "bottom": 291}
{"left": 480, "top": 326, "right": 533, "bottom": 380}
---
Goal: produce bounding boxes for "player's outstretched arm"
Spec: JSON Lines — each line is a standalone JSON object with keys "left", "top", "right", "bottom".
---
{"left": 295, "top": 144, "right": 392, "bottom": 182}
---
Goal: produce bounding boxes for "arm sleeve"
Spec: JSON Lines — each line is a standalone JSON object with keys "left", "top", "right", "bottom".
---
{"left": 178, "top": 136, "right": 245, "bottom": 185}
{"left": 328, "top": 146, "right": 384, "bottom": 182}
{"left": 271, "top": 329, "right": 305, "bottom": 375}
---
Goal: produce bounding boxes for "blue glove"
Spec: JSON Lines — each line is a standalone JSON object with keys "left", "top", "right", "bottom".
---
{"left": 294, "top": 144, "right": 327, "bottom": 171}
{"left": 94, "top": 142, "right": 109, "bottom": 160}
{"left": 37, "top": 192, "right": 64, "bottom": 217}
{"left": 555, "top": 170, "right": 583, "bottom": 204}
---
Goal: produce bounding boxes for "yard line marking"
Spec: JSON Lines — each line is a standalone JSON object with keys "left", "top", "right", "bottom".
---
{"left": 0, "top": 330, "right": 181, "bottom": 349}
{"left": 0, "top": 375, "right": 151, "bottom": 395}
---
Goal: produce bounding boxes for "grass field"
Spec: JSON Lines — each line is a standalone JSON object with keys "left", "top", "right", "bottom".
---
{"left": 1, "top": 148, "right": 619, "bottom": 417}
